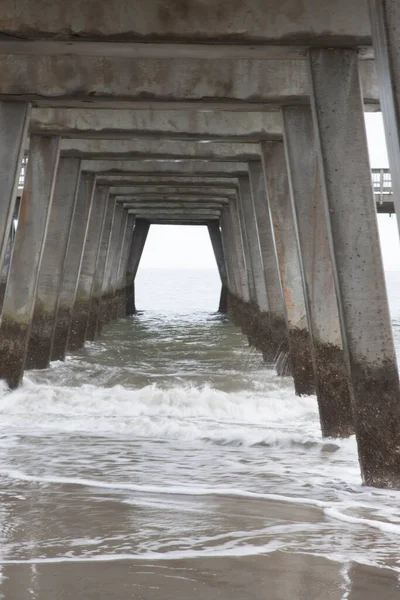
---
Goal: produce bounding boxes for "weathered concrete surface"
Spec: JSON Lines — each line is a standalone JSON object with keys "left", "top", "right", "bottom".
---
{"left": 109, "top": 210, "right": 129, "bottom": 320}
{"left": 111, "top": 185, "right": 236, "bottom": 197}
{"left": 0, "top": 56, "right": 378, "bottom": 110}
{"left": 283, "top": 106, "right": 353, "bottom": 437}
{"left": 96, "top": 176, "right": 239, "bottom": 188}
{"left": 247, "top": 161, "right": 288, "bottom": 363}
{"left": 238, "top": 176, "right": 269, "bottom": 313}
{"left": 26, "top": 157, "right": 81, "bottom": 370}
{"left": 0, "top": 102, "right": 30, "bottom": 306}
{"left": 51, "top": 173, "right": 95, "bottom": 361}
{"left": 309, "top": 48, "right": 400, "bottom": 487}
{"left": 114, "top": 214, "right": 135, "bottom": 318}
{"left": 369, "top": 1, "right": 400, "bottom": 235}
{"left": 82, "top": 160, "right": 248, "bottom": 177}
{"left": 207, "top": 221, "right": 228, "bottom": 313}
{"left": 127, "top": 210, "right": 222, "bottom": 219}
{"left": 68, "top": 185, "right": 108, "bottom": 351}
{"left": 97, "top": 203, "right": 124, "bottom": 328}
{"left": 227, "top": 200, "right": 250, "bottom": 305}
{"left": 220, "top": 211, "right": 240, "bottom": 299}
{"left": 261, "top": 141, "right": 315, "bottom": 396}
{"left": 126, "top": 219, "right": 150, "bottom": 315}
{"left": 0, "top": 1, "right": 371, "bottom": 44}
{"left": 61, "top": 139, "right": 260, "bottom": 161}
{"left": 31, "top": 108, "right": 283, "bottom": 141}
{"left": 87, "top": 196, "right": 116, "bottom": 339}
{"left": 0, "top": 135, "right": 60, "bottom": 389}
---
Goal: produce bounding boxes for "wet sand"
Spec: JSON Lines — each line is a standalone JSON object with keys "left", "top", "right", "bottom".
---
{"left": 0, "top": 554, "right": 399, "bottom": 599}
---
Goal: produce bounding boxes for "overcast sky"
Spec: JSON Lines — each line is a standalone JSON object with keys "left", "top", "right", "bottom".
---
{"left": 139, "top": 113, "right": 400, "bottom": 271}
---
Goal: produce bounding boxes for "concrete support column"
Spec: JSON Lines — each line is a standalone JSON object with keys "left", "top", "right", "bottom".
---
{"left": 68, "top": 184, "right": 108, "bottom": 351}
{"left": 260, "top": 141, "right": 315, "bottom": 396}
{"left": 236, "top": 182, "right": 257, "bottom": 306}
{"left": 238, "top": 176, "right": 269, "bottom": 314}
{"left": 109, "top": 209, "right": 129, "bottom": 320}
{"left": 126, "top": 218, "right": 150, "bottom": 315}
{"left": 0, "top": 135, "right": 60, "bottom": 388}
{"left": 309, "top": 49, "right": 400, "bottom": 487}
{"left": 0, "top": 102, "right": 30, "bottom": 310}
{"left": 98, "top": 202, "right": 123, "bottom": 326}
{"left": 207, "top": 221, "right": 228, "bottom": 313}
{"left": 369, "top": 1, "right": 400, "bottom": 233}
{"left": 114, "top": 214, "right": 135, "bottom": 319}
{"left": 86, "top": 194, "right": 115, "bottom": 340}
{"left": 51, "top": 173, "right": 95, "bottom": 361}
{"left": 26, "top": 157, "right": 81, "bottom": 370}
{"left": 220, "top": 211, "right": 237, "bottom": 298}
{"left": 282, "top": 106, "right": 354, "bottom": 437}
{"left": 228, "top": 199, "right": 250, "bottom": 304}
{"left": 248, "top": 161, "right": 288, "bottom": 363}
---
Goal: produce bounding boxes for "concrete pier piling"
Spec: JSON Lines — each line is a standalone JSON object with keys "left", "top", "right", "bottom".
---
{"left": 86, "top": 194, "right": 115, "bottom": 340}
{"left": 237, "top": 175, "right": 270, "bottom": 352}
{"left": 114, "top": 214, "right": 135, "bottom": 318}
{"left": 109, "top": 209, "right": 129, "bottom": 320}
{"left": 26, "top": 157, "right": 81, "bottom": 370}
{"left": 97, "top": 203, "right": 123, "bottom": 328}
{"left": 0, "top": 135, "right": 60, "bottom": 388}
{"left": 51, "top": 173, "right": 95, "bottom": 361}
{"left": 207, "top": 221, "right": 228, "bottom": 313}
{"left": 0, "top": 102, "right": 30, "bottom": 304}
{"left": 68, "top": 185, "right": 108, "bottom": 351}
{"left": 261, "top": 141, "right": 315, "bottom": 396}
{"left": 309, "top": 48, "right": 400, "bottom": 486}
{"left": 282, "top": 106, "right": 354, "bottom": 437}
{"left": 125, "top": 219, "right": 150, "bottom": 316}
{"left": 248, "top": 161, "right": 288, "bottom": 364}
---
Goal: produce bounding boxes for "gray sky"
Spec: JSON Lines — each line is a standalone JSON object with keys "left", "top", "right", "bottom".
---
{"left": 140, "top": 113, "right": 400, "bottom": 271}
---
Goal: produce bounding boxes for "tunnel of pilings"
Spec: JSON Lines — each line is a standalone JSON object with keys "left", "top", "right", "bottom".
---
{"left": 1, "top": 0, "right": 400, "bottom": 489}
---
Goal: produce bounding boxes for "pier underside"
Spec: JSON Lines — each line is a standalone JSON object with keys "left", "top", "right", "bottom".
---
{"left": 0, "top": 0, "right": 400, "bottom": 494}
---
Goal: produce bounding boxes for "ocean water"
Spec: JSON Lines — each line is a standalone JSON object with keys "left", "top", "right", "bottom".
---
{"left": 0, "top": 268, "right": 400, "bottom": 598}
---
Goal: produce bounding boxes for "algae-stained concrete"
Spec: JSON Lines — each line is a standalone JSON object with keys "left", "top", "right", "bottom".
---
{"left": 0, "top": 135, "right": 60, "bottom": 388}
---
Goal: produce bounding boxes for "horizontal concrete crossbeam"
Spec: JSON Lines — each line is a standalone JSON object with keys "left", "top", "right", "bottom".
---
{"left": 81, "top": 161, "right": 249, "bottom": 176}
{"left": 109, "top": 186, "right": 236, "bottom": 196}
{"left": 116, "top": 195, "right": 230, "bottom": 205}
{"left": 96, "top": 176, "right": 239, "bottom": 188}
{"left": 0, "top": 55, "right": 378, "bottom": 110}
{"left": 30, "top": 108, "right": 283, "bottom": 142}
{"left": 61, "top": 139, "right": 260, "bottom": 161}
{"left": 0, "top": 1, "right": 371, "bottom": 45}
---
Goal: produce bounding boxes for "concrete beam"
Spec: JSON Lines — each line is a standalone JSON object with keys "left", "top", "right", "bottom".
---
{"left": 81, "top": 161, "right": 248, "bottom": 177}
{"left": 61, "top": 140, "right": 260, "bottom": 161}
{"left": 110, "top": 186, "right": 236, "bottom": 197}
{"left": 0, "top": 55, "right": 378, "bottom": 110}
{"left": 30, "top": 108, "right": 283, "bottom": 142}
{"left": 0, "top": 1, "right": 371, "bottom": 45}
{"left": 121, "top": 204, "right": 225, "bottom": 213}
{"left": 95, "top": 176, "right": 239, "bottom": 188}
{"left": 127, "top": 211, "right": 221, "bottom": 220}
